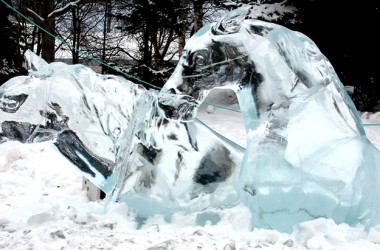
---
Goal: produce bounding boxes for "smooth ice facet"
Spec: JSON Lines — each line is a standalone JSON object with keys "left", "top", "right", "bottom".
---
{"left": 0, "top": 50, "right": 244, "bottom": 221}
{"left": 1, "top": 6, "right": 380, "bottom": 232}
{"left": 158, "top": 7, "right": 380, "bottom": 231}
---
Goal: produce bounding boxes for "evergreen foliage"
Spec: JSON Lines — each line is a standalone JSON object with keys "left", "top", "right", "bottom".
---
{"left": 0, "top": 3, "right": 26, "bottom": 86}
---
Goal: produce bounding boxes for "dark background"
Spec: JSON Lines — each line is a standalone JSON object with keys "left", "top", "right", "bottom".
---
{"left": 288, "top": 1, "right": 379, "bottom": 110}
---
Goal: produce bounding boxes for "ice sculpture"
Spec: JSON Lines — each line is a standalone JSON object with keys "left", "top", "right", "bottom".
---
{"left": 2, "top": 7, "right": 380, "bottom": 233}
{"left": 0, "top": 50, "right": 244, "bottom": 220}
{"left": 158, "top": 7, "right": 380, "bottom": 231}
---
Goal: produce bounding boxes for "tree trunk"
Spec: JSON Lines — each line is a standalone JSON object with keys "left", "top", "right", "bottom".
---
{"left": 141, "top": 25, "right": 152, "bottom": 80}
{"left": 41, "top": 18, "right": 56, "bottom": 63}
{"left": 72, "top": 8, "right": 79, "bottom": 64}
{"left": 178, "top": 0, "right": 189, "bottom": 56}
{"left": 106, "top": 2, "right": 112, "bottom": 33}
{"left": 142, "top": 26, "right": 152, "bottom": 66}
{"left": 193, "top": 0, "right": 204, "bottom": 33}
{"left": 31, "top": 26, "right": 38, "bottom": 53}
{"left": 101, "top": 2, "right": 109, "bottom": 73}
{"left": 36, "top": 30, "right": 42, "bottom": 56}
{"left": 39, "top": 0, "right": 55, "bottom": 63}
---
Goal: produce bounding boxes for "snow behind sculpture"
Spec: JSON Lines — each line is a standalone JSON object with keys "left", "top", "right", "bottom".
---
{"left": 0, "top": 7, "right": 380, "bottom": 233}
{"left": 158, "top": 7, "right": 380, "bottom": 231}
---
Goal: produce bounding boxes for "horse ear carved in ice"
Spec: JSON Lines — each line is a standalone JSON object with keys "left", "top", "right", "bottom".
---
{"left": 159, "top": 7, "right": 380, "bottom": 231}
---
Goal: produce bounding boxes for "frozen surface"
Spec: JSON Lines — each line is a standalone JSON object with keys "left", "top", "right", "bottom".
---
{"left": 0, "top": 50, "right": 244, "bottom": 222}
{"left": 1, "top": 111, "right": 380, "bottom": 249}
{"left": 159, "top": 7, "right": 380, "bottom": 232}
{"left": 1, "top": 7, "right": 380, "bottom": 234}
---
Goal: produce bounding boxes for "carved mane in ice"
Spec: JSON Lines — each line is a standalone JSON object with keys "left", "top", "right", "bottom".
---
{"left": 159, "top": 7, "right": 380, "bottom": 231}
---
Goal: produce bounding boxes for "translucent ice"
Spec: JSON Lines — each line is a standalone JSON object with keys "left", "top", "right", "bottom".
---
{"left": 2, "top": 7, "right": 380, "bottom": 232}
{"left": 159, "top": 7, "right": 380, "bottom": 231}
{"left": 0, "top": 50, "right": 244, "bottom": 218}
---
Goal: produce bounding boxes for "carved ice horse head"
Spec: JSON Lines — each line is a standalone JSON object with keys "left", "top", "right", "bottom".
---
{"left": 160, "top": 6, "right": 361, "bottom": 134}
{"left": 159, "top": 7, "right": 380, "bottom": 231}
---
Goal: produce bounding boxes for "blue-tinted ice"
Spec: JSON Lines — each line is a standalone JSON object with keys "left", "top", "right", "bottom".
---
{"left": 1, "top": 7, "right": 380, "bottom": 232}
{"left": 159, "top": 7, "right": 380, "bottom": 231}
{"left": 0, "top": 50, "right": 244, "bottom": 219}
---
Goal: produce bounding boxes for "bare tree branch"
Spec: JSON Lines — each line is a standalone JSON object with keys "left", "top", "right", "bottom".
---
{"left": 48, "top": 0, "right": 111, "bottom": 20}
{"left": 22, "top": 7, "right": 44, "bottom": 24}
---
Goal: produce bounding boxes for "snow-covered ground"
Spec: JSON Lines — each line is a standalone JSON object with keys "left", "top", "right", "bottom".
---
{"left": 1, "top": 96, "right": 380, "bottom": 249}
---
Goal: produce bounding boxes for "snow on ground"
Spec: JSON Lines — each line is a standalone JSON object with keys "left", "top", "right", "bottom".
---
{"left": 1, "top": 96, "right": 380, "bottom": 249}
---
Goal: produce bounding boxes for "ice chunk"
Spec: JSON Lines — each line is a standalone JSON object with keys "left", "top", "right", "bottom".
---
{"left": 158, "top": 7, "right": 380, "bottom": 231}
{"left": 0, "top": 50, "right": 244, "bottom": 220}
{"left": 2, "top": 6, "right": 380, "bottom": 232}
